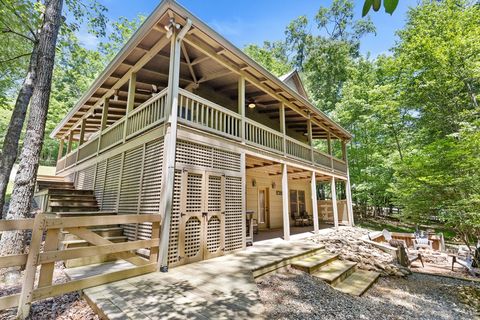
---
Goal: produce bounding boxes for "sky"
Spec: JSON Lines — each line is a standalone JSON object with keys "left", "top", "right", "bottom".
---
{"left": 85, "top": 0, "right": 414, "bottom": 58}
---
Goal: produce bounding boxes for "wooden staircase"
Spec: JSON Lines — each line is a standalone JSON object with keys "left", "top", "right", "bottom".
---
{"left": 291, "top": 249, "right": 380, "bottom": 296}
{"left": 35, "top": 175, "right": 127, "bottom": 267}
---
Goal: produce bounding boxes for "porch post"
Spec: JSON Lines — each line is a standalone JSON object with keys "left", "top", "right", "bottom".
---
{"left": 280, "top": 103, "right": 286, "bottom": 155}
{"left": 307, "top": 116, "right": 314, "bottom": 163}
{"left": 79, "top": 118, "right": 86, "bottom": 146}
{"left": 57, "top": 139, "right": 64, "bottom": 160}
{"left": 238, "top": 76, "right": 245, "bottom": 142}
{"left": 331, "top": 176, "right": 339, "bottom": 229}
{"left": 343, "top": 141, "right": 354, "bottom": 226}
{"left": 123, "top": 72, "right": 136, "bottom": 142}
{"left": 282, "top": 163, "right": 290, "bottom": 241}
{"left": 66, "top": 130, "right": 73, "bottom": 154}
{"left": 100, "top": 98, "right": 109, "bottom": 130}
{"left": 158, "top": 19, "right": 192, "bottom": 272}
{"left": 311, "top": 171, "right": 319, "bottom": 234}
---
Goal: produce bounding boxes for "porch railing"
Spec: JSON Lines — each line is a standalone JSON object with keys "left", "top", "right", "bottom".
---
{"left": 57, "top": 88, "right": 348, "bottom": 175}
{"left": 56, "top": 89, "right": 168, "bottom": 174}
{"left": 178, "top": 88, "right": 241, "bottom": 140}
{"left": 245, "top": 119, "right": 283, "bottom": 153}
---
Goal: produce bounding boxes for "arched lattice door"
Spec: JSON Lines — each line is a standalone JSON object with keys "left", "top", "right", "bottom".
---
{"left": 178, "top": 170, "right": 225, "bottom": 264}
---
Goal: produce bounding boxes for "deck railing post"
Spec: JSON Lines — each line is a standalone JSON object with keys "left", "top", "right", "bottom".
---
{"left": 307, "top": 116, "right": 314, "bottom": 164}
{"left": 331, "top": 177, "right": 339, "bottom": 229}
{"left": 123, "top": 72, "right": 137, "bottom": 143}
{"left": 281, "top": 163, "right": 290, "bottom": 241}
{"left": 280, "top": 103, "right": 286, "bottom": 155}
{"left": 16, "top": 213, "right": 46, "bottom": 319}
{"left": 311, "top": 171, "right": 319, "bottom": 234}
{"left": 158, "top": 18, "right": 192, "bottom": 273}
{"left": 343, "top": 141, "right": 354, "bottom": 226}
{"left": 238, "top": 76, "right": 245, "bottom": 142}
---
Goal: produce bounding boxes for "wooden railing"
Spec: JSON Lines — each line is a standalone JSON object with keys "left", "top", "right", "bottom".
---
{"left": 0, "top": 213, "right": 161, "bottom": 319}
{"left": 286, "top": 137, "right": 311, "bottom": 161}
{"left": 56, "top": 90, "right": 168, "bottom": 174}
{"left": 245, "top": 119, "right": 284, "bottom": 153}
{"left": 126, "top": 88, "right": 167, "bottom": 139}
{"left": 178, "top": 89, "right": 242, "bottom": 140}
{"left": 56, "top": 88, "right": 348, "bottom": 175}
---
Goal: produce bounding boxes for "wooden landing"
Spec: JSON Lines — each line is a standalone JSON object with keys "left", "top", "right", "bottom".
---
{"left": 65, "top": 239, "right": 322, "bottom": 320}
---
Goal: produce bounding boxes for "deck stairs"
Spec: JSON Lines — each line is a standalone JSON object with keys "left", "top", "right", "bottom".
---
{"left": 35, "top": 175, "right": 127, "bottom": 267}
{"left": 291, "top": 249, "right": 380, "bottom": 296}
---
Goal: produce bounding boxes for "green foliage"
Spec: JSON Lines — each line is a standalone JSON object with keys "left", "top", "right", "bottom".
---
{"left": 363, "top": 0, "right": 399, "bottom": 16}
{"left": 244, "top": 41, "right": 292, "bottom": 77}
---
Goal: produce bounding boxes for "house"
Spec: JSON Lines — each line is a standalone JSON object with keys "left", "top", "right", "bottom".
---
{"left": 49, "top": 0, "right": 354, "bottom": 271}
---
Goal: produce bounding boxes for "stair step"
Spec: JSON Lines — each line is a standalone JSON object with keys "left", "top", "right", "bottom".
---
{"left": 49, "top": 206, "right": 100, "bottom": 212}
{"left": 63, "top": 227, "right": 124, "bottom": 240}
{"left": 46, "top": 188, "right": 94, "bottom": 196}
{"left": 49, "top": 195, "right": 97, "bottom": 201}
{"left": 312, "top": 260, "right": 357, "bottom": 286}
{"left": 291, "top": 251, "right": 339, "bottom": 273}
{"left": 49, "top": 200, "right": 98, "bottom": 207}
{"left": 55, "top": 211, "right": 116, "bottom": 217}
{"left": 334, "top": 270, "right": 380, "bottom": 296}
{"left": 62, "top": 236, "right": 127, "bottom": 248}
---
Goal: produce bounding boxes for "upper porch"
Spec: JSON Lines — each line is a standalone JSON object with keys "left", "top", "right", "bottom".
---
{"left": 52, "top": 1, "right": 351, "bottom": 177}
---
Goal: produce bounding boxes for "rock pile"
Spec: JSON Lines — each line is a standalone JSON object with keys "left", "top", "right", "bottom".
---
{"left": 307, "top": 227, "right": 411, "bottom": 277}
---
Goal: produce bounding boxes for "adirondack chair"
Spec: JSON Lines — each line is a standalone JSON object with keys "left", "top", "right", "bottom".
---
{"left": 451, "top": 245, "right": 480, "bottom": 276}
{"left": 413, "top": 231, "right": 433, "bottom": 250}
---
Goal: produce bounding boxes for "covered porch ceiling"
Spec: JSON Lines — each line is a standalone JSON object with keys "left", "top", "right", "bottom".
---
{"left": 52, "top": 1, "right": 351, "bottom": 142}
{"left": 246, "top": 155, "right": 336, "bottom": 181}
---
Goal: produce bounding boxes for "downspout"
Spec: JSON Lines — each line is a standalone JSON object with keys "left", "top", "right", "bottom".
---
{"left": 158, "top": 18, "right": 192, "bottom": 272}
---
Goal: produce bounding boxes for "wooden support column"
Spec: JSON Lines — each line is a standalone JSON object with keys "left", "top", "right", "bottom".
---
{"left": 280, "top": 103, "right": 286, "bottom": 155}
{"left": 331, "top": 176, "right": 339, "bottom": 229}
{"left": 282, "top": 163, "right": 290, "bottom": 241}
{"left": 327, "top": 132, "right": 333, "bottom": 169}
{"left": 343, "top": 141, "right": 354, "bottom": 226}
{"left": 311, "top": 171, "right": 319, "bottom": 234}
{"left": 100, "top": 98, "right": 110, "bottom": 130}
{"left": 238, "top": 76, "right": 245, "bottom": 142}
{"left": 240, "top": 152, "right": 247, "bottom": 247}
{"left": 123, "top": 72, "right": 136, "bottom": 142}
{"left": 66, "top": 131, "right": 74, "bottom": 154}
{"left": 307, "top": 116, "right": 314, "bottom": 163}
{"left": 57, "top": 139, "right": 64, "bottom": 160}
{"left": 79, "top": 118, "right": 86, "bottom": 146}
{"left": 158, "top": 19, "right": 192, "bottom": 272}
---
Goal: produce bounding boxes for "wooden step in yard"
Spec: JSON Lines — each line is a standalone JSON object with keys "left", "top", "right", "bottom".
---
{"left": 291, "top": 250, "right": 380, "bottom": 296}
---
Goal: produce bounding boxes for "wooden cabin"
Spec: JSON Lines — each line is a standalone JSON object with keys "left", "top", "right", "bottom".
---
{"left": 49, "top": 0, "right": 354, "bottom": 270}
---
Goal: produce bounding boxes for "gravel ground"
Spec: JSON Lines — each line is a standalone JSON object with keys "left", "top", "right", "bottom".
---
{"left": 257, "top": 268, "right": 480, "bottom": 320}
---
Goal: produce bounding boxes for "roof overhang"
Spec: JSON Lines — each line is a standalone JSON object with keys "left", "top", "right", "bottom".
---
{"left": 51, "top": 0, "right": 352, "bottom": 140}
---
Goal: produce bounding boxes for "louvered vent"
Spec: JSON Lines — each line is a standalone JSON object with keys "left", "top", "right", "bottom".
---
{"left": 102, "top": 154, "right": 122, "bottom": 211}
{"left": 94, "top": 160, "right": 107, "bottom": 208}
{"left": 75, "top": 164, "right": 95, "bottom": 190}
{"left": 118, "top": 146, "right": 143, "bottom": 241}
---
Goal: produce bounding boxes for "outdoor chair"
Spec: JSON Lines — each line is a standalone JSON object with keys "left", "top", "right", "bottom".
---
{"left": 392, "top": 242, "right": 424, "bottom": 268}
{"left": 413, "top": 237, "right": 433, "bottom": 250}
{"left": 450, "top": 245, "right": 480, "bottom": 276}
{"left": 292, "top": 212, "right": 308, "bottom": 227}
{"left": 301, "top": 211, "right": 313, "bottom": 226}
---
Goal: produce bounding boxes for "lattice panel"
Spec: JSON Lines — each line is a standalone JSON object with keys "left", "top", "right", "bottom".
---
{"left": 225, "top": 176, "right": 243, "bottom": 251}
{"left": 186, "top": 173, "right": 203, "bottom": 213}
{"left": 168, "top": 170, "right": 182, "bottom": 264}
{"left": 138, "top": 138, "right": 164, "bottom": 240}
{"left": 75, "top": 165, "right": 95, "bottom": 190}
{"left": 213, "top": 149, "right": 241, "bottom": 172}
{"left": 176, "top": 140, "right": 213, "bottom": 168}
{"left": 94, "top": 160, "right": 106, "bottom": 208}
{"left": 206, "top": 216, "right": 221, "bottom": 253}
{"left": 118, "top": 146, "right": 143, "bottom": 241}
{"left": 102, "top": 154, "right": 122, "bottom": 211}
{"left": 184, "top": 216, "right": 201, "bottom": 258}
{"left": 208, "top": 175, "right": 222, "bottom": 212}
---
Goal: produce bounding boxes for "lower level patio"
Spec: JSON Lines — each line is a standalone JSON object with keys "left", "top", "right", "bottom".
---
{"left": 65, "top": 238, "right": 324, "bottom": 319}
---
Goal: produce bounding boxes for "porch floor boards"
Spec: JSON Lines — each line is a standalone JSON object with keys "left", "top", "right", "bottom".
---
{"left": 65, "top": 239, "right": 322, "bottom": 320}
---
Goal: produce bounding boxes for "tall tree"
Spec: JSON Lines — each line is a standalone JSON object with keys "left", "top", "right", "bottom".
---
{"left": 0, "top": 0, "right": 40, "bottom": 217}
{"left": 0, "top": 0, "right": 64, "bottom": 282}
{"left": 244, "top": 41, "right": 292, "bottom": 77}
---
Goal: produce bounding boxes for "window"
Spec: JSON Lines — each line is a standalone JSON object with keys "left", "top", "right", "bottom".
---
{"left": 290, "top": 189, "right": 306, "bottom": 214}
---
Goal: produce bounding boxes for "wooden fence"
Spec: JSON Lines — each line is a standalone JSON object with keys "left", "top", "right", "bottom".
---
{"left": 0, "top": 213, "right": 161, "bottom": 319}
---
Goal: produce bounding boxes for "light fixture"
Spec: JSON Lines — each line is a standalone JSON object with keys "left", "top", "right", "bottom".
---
{"left": 247, "top": 98, "right": 256, "bottom": 109}
{"left": 252, "top": 178, "right": 256, "bottom": 187}
{"left": 271, "top": 182, "right": 276, "bottom": 189}
{"left": 113, "top": 89, "right": 119, "bottom": 101}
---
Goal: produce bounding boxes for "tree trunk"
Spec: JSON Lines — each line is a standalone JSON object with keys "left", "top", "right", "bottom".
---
{"left": 0, "top": 0, "right": 64, "bottom": 283}
{"left": 0, "top": 43, "right": 38, "bottom": 219}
